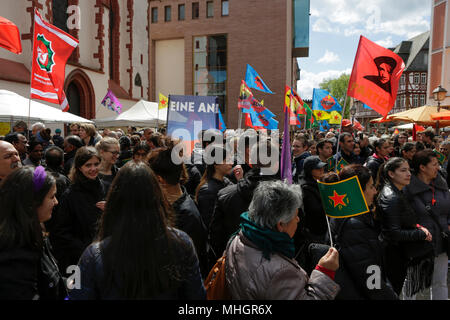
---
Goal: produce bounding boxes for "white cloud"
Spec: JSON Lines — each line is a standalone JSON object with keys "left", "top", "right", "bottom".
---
{"left": 311, "top": 0, "right": 430, "bottom": 38}
{"left": 312, "top": 18, "right": 338, "bottom": 33}
{"left": 318, "top": 50, "right": 340, "bottom": 64}
{"left": 296, "top": 68, "right": 352, "bottom": 100}
{"left": 375, "top": 36, "right": 394, "bottom": 48}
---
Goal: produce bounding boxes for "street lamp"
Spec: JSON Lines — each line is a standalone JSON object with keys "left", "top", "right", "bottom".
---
{"left": 433, "top": 85, "right": 448, "bottom": 135}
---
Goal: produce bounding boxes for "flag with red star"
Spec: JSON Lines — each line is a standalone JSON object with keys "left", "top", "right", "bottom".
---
{"left": 317, "top": 176, "right": 370, "bottom": 218}
{"left": 244, "top": 64, "right": 274, "bottom": 94}
{"left": 159, "top": 93, "right": 168, "bottom": 109}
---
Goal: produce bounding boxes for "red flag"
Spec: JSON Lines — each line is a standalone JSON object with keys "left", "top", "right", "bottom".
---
{"left": 0, "top": 16, "right": 22, "bottom": 54}
{"left": 30, "top": 10, "right": 78, "bottom": 111}
{"left": 347, "top": 36, "right": 405, "bottom": 117}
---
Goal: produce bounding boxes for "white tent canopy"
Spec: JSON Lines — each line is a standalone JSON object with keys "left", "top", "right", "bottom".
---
{"left": 392, "top": 123, "right": 414, "bottom": 130}
{"left": 0, "top": 89, "right": 93, "bottom": 123}
{"left": 94, "top": 99, "right": 167, "bottom": 128}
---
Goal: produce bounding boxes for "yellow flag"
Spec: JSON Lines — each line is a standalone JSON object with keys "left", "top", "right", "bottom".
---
{"left": 159, "top": 93, "right": 168, "bottom": 109}
{"left": 329, "top": 111, "right": 342, "bottom": 124}
{"left": 313, "top": 110, "right": 331, "bottom": 120}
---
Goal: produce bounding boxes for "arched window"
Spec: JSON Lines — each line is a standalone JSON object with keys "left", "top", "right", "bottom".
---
{"left": 135, "top": 73, "right": 142, "bottom": 87}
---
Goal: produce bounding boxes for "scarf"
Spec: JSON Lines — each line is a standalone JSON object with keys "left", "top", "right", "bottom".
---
{"left": 239, "top": 212, "right": 295, "bottom": 261}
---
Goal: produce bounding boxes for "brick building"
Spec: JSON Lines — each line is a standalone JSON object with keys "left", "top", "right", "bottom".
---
{"left": 0, "top": 0, "right": 310, "bottom": 130}
{"left": 354, "top": 32, "right": 430, "bottom": 128}
{"left": 428, "top": 0, "right": 450, "bottom": 106}
{"left": 148, "top": 0, "right": 309, "bottom": 129}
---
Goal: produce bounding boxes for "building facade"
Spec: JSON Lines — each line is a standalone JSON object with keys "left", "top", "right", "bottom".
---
{"left": 428, "top": 0, "right": 450, "bottom": 106}
{"left": 355, "top": 32, "right": 430, "bottom": 128}
{"left": 148, "top": 0, "right": 309, "bottom": 129}
{"left": 0, "top": 0, "right": 310, "bottom": 130}
{"left": 0, "top": 0, "right": 150, "bottom": 121}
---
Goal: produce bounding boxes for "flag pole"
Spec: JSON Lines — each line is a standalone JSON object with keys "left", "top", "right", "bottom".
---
{"left": 334, "top": 92, "right": 348, "bottom": 171}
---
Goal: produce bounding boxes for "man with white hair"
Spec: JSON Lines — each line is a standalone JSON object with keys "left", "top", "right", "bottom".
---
{"left": 0, "top": 141, "right": 22, "bottom": 181}
{"left": 31, "top": 122, "right": 45, "bottom": 136}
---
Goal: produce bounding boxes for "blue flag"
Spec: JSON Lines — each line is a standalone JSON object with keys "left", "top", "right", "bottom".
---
{"left": 245, "top": 64, "right": 274, "bottom": 94}
{"left": 217, "top": 109, "right": 226, "bottom": 133}
{"left": 322, "top": 120, "right": 330, "bottom": 130}
{"left": 312, "top": 88, "right": 342, "bottom": 112}
{"left": 363, "top": 103, "right": 371, "bottom": 109}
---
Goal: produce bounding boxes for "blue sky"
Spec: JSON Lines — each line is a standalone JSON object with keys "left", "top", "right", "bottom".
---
{"left": 296, "top": 0, "right": 432, "bottom": 100}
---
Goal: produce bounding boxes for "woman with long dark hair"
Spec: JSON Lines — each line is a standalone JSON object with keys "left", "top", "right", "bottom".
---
{"left": 195, "top": 145, "right": 233, "bottom": 227}
{"left": 50, "top": 147, "right": 106, "bottom": 273}
{"left": 70, "top": 161, "right": 205, "bottom": 299}
{"left": 327, "top": 164, "right": 398, "bottom": 300}
{"left": 0, "top": 166, "right": 64, "bottom": 300}
{"left": 376, "top": 157, "right": 434, "bottom": 297}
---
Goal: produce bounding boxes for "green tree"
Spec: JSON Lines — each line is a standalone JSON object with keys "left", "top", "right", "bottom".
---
{"left": 319, "top": 73, "right": 351, "bottom": 119}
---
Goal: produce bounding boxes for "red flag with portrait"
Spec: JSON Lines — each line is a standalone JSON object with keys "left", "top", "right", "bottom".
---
{"left": 347, "top": 36, "right": 405, "bottom": 117}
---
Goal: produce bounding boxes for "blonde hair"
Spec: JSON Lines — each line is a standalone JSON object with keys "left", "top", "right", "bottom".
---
{"left": 95, "top": 137, "right": 120, "bottom": 152}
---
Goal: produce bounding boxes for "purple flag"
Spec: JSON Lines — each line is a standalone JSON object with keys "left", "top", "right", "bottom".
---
{"left": 101, "top": 89, "right": 123, "bottom": 115}
{"left": 280, "top": 106, "right": 292, "bottom": 184}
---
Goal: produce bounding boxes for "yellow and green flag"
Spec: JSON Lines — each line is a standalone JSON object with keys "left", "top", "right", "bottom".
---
{"left": 159, "top": 93, "right": 168, "bottom": 109}
{"left": 328, "top": 111, "right": 342, "bottom": 125}
{"left": 313, "top": 110, "right": 331, "bottom": 120}
{"left": 317, "top": 176, "right": 370, "bottom": 218}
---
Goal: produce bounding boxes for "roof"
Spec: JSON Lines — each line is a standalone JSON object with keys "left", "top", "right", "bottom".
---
{"left": 391, "top": 31, "right": 430, "bottom": 71}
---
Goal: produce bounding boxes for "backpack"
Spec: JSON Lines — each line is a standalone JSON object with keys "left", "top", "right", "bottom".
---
{"left": 203, "top": 255, "right": 231, "bottom": 300}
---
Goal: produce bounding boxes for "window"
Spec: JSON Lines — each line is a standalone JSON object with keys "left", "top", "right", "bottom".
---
{"left": 192, "top": 2, "right": 199, "bottom": 19}
{"left": 413, "top": 94, "right": 419, "bottom": 107}
{"left": 178, "top": 4, "right": 185, "bottom": 20}
{"left": 52, "top": 0, "right": 69, "bottom": 33}
{"left": 400, "top": 74, "right": 405, "bottom": 85}
{"left": 221, "top": 0, "right": 229, "bottom": 16}
{"left": 413, "top": 73, "right": 420, "bottom": 85}
{"left": 421, "top": 73, "right": 427, "bottom": 84}
{"left": 193, "top": 35, "right": 227, "bottom": 112}
{"left": 151, "top": 7, "right": 158, "bottom": 23}
{"left": 400, "top": 96, "right": 405, "bottom": 108}
{"left": 165, "top": 6, "right": 171, "bottom": 22}
{"left": 420, "top": 94, "right": 426, "bottom": 106}
{"left": 207, "top": 1, "right": 214, "bottom": 18}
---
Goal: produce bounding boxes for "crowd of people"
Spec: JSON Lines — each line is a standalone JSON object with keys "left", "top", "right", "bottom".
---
{"left": 0, "top": 118, "right": 448, "bottom": 300}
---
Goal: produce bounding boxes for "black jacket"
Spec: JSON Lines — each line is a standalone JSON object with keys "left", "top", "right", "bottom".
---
{"left": 50, "top": 176, "right": 106, "bottom": 271}
{"left": 44, "top": 168, "right": 71, "bottom": 235}
{"left": 298, "top": 176, "right": 328, "bottom": 240}
{"left": 196, "top": 177, "right": 232, "bottom": 228}
{"left": 172, "top": 188, "right": 208, "bottom": 278}
{"left": 64, "top": 150, "right": 77, "bottom": 176}
{"left": 333, "top": 150, "right": 359, "bottom": 166}
{"left": 209, "top": 168, "right": 278, "bottom": 260}
{"left": 364, "top": 155, "right": 385, "bottom": 181}
{"left": 69, "top": 229, "right": 206, "bottom": 300}
{"left": 330, "top": 213, "right": 398, "bottom": 300}
{"left": 98, "top": 165, "right": 119, "bottom": 195}
{"left": 377, "top": 183, "right": 426, "bottom": 245}
{"left": 404, "top": 174, "right": 450, "bottom": 256}
{"left": 185, "top": 164, "right": 202, "bottom": 197}
{"left": 292, "top": 152, "right": 311, "bottom": 183}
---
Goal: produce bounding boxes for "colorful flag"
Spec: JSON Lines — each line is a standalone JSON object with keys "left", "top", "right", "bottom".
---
{"left": 313, "top": 110, "right": 331, "bottom": 121}
{"left": 101, "top": 89, "right": 123, "bottom": 115}
{"left": 217, "top": 109, "right": 226, "bottom": 133}
{"left": 246, "top": 97, "right": 279, "bottom": 130}
{"left": 353, "top": 119, "right": 364, "bottom": 132}
{"left": 245, "top": 64, "right": 274, "bottom": 94}
{"left": 318, "top": 176, "right": 370, "bottom": 218}
{"left": 322, "top": 120, "right": 331, "bottom": 130}
{"left": 335, "top": 157, "right": 349, "bottom": 173}
{"left": 329, "top": 111, "right": 342, "bottom": 125}
{"left": 291, "top": 88, "right": 307, "bottom": 115}
{"left": 312, "top": 89, "right": 342, "bottom": 112}
{"left": 283, "top": 86, "right": 301, "bottom": 126}
{"left": 238, "top": 80, "right": 254, "bottom": 111}
{"left": 30, "top": 10, "right": 78, "bottom": 111}
{"left": 0, "top": 16, "right": 22, "bottom": 54}
{"left": 159, "top": 93, "right": 168, "bottom": 109}
{"left": 281, "top": 99, "right": 292, "bottom": 184}
{"left": 347, "top": 35, "right": 405, "bottom": 117}
{"left": 305, "top": 104, "right": 319, "bottom": 129}
{"left": 433, "top": 150, "right": 446, "bottom": 165}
